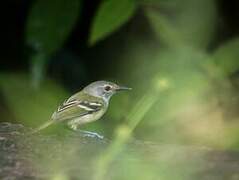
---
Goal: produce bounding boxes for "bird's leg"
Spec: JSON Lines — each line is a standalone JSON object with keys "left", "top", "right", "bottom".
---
{"left": 68, "top": 123, "right": 104, "bottom": 139}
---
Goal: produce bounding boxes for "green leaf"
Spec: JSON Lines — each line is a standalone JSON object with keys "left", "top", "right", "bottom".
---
{"left": 26, "top": 0, "right": 81, "bottom": 54}
{"left": 89, "top": 0, "right": 137, "bottom": 45}
{"left": 0, "top": 73, "right": 68, "bottom": 127}
{"left": 213, "top": 38, "right": 239, "bottom": 76}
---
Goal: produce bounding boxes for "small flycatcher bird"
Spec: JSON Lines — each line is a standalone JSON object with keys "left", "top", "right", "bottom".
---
{"left": 32, "top": 81, "right": 131, "bottom": 137}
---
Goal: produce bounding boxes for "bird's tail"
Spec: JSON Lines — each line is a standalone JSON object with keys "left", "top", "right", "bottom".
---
{"left": 30, "top": 120, "right": 54, "bottom": 134}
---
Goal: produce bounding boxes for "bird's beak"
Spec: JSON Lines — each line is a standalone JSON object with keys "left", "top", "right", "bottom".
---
{"left": 116, "top": 86, "right": 132, "bottom": 91}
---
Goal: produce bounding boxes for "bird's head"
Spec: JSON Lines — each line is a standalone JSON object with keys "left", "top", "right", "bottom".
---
{"left": 83, "top": 81, "right": 131, "bottom": 101}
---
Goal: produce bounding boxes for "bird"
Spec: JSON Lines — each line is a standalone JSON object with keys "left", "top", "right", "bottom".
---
{"left": 32, "top": 81, "right": 131, "bottom": 138}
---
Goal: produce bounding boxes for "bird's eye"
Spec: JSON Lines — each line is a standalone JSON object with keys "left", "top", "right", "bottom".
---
{"left": 104, "top": 85, "right": 111, "bottom": 91}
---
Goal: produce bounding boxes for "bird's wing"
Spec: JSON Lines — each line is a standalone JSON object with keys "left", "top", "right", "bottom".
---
{"left": 52, "top": 95, "right": 103, "bottom": 122}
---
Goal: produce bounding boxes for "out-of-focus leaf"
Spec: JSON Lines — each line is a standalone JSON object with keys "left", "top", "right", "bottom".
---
{"left": 144, "top": 0, "right": 217, "bottom": 49}
{"left": 213, "top": 38, "right": 239, "bottom": 76}
{"left": 26, "top": 0, "right": 81, "bottom": 54}
{"left": 89, "top": 0, "right": 137, "bottom": 45}
{"left": 145, "top": 10, "right": 182, "bottom": 47}
{"left": 0, "top": 73, "right": 68, "bottom": 127}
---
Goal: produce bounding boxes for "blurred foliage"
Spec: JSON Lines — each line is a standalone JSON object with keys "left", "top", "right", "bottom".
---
{"left": 144, "top": 0, "right": 217, "bottom": 48}
{"left": 26, "top": 0, "right": 82, "bottom": 86}
{"left": 1, "top": 0, "right": 239, "bottom": 179}
{"left": 213, "top": 38, "right": 239, "bottom": 76}
{"left": 89, "top": 0, "right": 137, "bottom": 44}
{"left": 26, "top": 0, "right": 81, "bottom": 54}
{"left": 0, "top": 73, "right": 68, "bottom": 127}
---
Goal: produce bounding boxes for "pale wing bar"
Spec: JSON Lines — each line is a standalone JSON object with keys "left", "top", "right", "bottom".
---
{"left": 57, "top": 99, "right": 102, "bottom": 113}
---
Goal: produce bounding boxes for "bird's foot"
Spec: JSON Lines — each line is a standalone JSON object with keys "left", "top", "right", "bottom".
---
{"left": 78, "top": 130, "right": 104, "bottom": 139}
